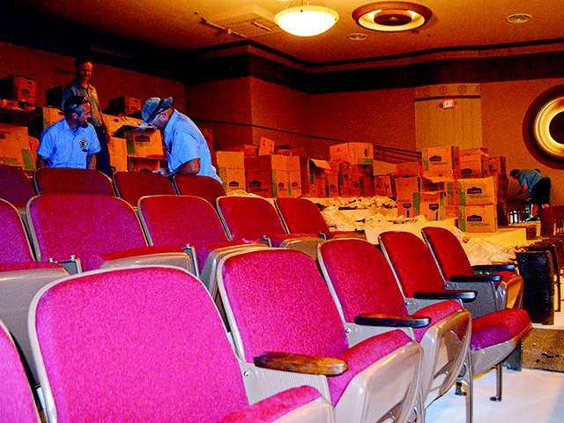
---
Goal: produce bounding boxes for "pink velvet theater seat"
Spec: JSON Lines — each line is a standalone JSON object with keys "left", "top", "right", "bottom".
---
{"left": 27, "top": 194, "right": 195, "bottom": 274}
{"left": 275, "top": 197, "right": 364, "bottom": 240}
{"left": 113, "top": 171, "right": 176, "bottom": 207}
{"left": 217, "top": 196, "right": 322, "bottom": 258}
{"left": 138, "top": 195, "right": 264, "bottom": 294}
{"left": 218, "top": 248, "right": 422, "bottom": 423}
{"left": 0, "top": 164, "right": 35, "bottom": 211}
{"left": 30, "top": 266, "right": 334, "bottom": 422}
{"left": 379, "top": 231, "right": 532, "bottom": 401}
{"left": 34, "top": 167, "right": 114, "bottom": 196}
{"left": 0, "top": 199, "right": 67, "bottom": 385}
{"left": 422, "top": 227, "right": 524, "bottom": 309}
{"left": 318, "top": 238, "right": 471, "bottom": 415}
{"left": 173, "top": 174, "right": 226, "bottom": 206}
{"left": 0, "top": 320, "right": 39, "bottom": 422}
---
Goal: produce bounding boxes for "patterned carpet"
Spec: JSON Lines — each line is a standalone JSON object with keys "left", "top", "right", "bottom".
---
{"left": 522, "top": 328, "right": 564, "bottom": 372}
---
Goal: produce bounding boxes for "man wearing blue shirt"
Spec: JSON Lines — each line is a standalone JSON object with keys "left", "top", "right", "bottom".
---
{"left": 37, "top": 96, "right": 101, "bottom": 169}
{"left": 510, "top": 168, "right": 551, "bottom": 218}
{"left": 140, "top": 96, "right": 220, "bottom": 181}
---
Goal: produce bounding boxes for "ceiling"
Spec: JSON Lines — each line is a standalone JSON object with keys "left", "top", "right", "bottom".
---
{"left": 14, "top": 0, "right": 564, "bottom": 65}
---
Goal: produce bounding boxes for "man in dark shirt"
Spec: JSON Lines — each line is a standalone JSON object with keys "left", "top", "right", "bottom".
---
{"left": 62, "top": 57, "right": 112, "bottom": 176}
{"left": 510, "top": 168, "right": 551, "bottom": 218}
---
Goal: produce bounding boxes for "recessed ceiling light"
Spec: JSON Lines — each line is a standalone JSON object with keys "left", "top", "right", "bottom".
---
{"left": 352, "top": 2, "right": 432, "bottom": 32}
{"left": 349, "top": 33, "right": 368, "bottom": 41}
{"left": 506, "top": 13, "right": 533, "bottom": 24}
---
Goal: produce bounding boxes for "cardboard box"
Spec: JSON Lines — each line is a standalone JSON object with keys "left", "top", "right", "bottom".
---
{"left": 259, "top": 137, "right": 275, "bottom": 156}
{"left": 397, "top": 196, "right": 419, "bottom": 218}
{"left": 488, "top": 156, "right": 507, "bottom": 178}
{"left": 0, "top": 76, "right": 37, "bottom": 104}
{"left": 125, "top": 130, "right": 163, "bottom": 158}
{"left": 330, "top": 142, "right": 374, "bottom": 165}
{"left": 395, "top": 161, "right": 421, "bottom": 177}
{"left": 374, "top": 174, "right": 394, "bottom": 197}
{"left": 458, "top": 204, "right": 498, "bottom": 233}
{"left": 458, "top": 176, "right": 497, "bottom": 206}
{"left": 216, "top": 151, "right": 244, "bottom": 169}
{"left": 103, "top": 114, "right": 143, "bottom": 136}
{"left": 288, "top": 170, "right": 302, "bottom": 197}
{"left": 416, "top": 191, "right": 445, "bottom": 221}
{"left": 245, "top": 155, "right": 294, "bottom": 197}
{"left": 327, "top": 161, "right": 340, "bottom": 197}
{"left": 127, "top": 156, "right": 164, "bottom": 172}
{"left": 0, "top": 99, "right": 21, "bottom": 110}
{"left": 0, "top": 124, "right": 34, "bottom": 170}
{"left": 108, "top": 96, "right": 142, "bottom": 115}
{"left": 218, "top": 167, "right": 246, "bottom": 192}
{"left": 338, "top": 162, "right": 362, "bottom": 197}
{"left": 305, "top": 159, "right": 331, "bottom": 197}
{"left": 422, "top": 146, "right": 460, "bottom": 178}
{"left": 107, "top": 137, "right": 128, "bottom": 172}
{"left": 45, "top": 85, "right": 63, "bottom": 108}
{"left": 394, "top": 176, "right": 421, "bottom": 201}
{"left": 40, "top": 107, "right": 65, "bottom": 130}
{"left": 459, "top": 148, "right": 489, "bottom": 178}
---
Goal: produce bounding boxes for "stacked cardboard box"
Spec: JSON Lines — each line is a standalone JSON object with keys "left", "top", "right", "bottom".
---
{"left": 103, "top": 114, "right": 163, "bottom": 159}
{"left": 0, "top": 76, "right": 37, "bottom": 105}
{"left": 258, "top": 137, "right": 275, "bottom": 156}
{"left": 422, "top": 146, "right": 460, "bottom": 178}
{"left": 108, "top": 96, "right": 142, "bottom": 116}
{"left": 488, "top": 156, "right": 509, "bottom": 204}
{"left": 40, "top": 107, "right": 65, "bottom": 130}
{"left": 329, "top": 142, "right": 374, "bottom": 165}
{"left": 216, "top": 151, "right": 245, "bottom": 192}
{"left": 107, "top": 137, "right": 128, "bottom": 172}
{"left": 395, "top": 176, "right": 421, "bottom": 218}
{"left": 374, "top": 174, "right": 394, "bottom": 197}
{"left": 416, "top": 191, "right": 446, "bottom": 221}
{"left": 457, "top": 176, "right": 498, "bottom": 232}
{"left": 459, "top": 148, "right": 489, "bottom": 178}
{"left": 0, "top": 124, "right": 35, "bottom": 170}
{"left": 395, "top": 161, "right": 421, "bottom": 177}
{"left": 245, "top": 155, "right": 301, "bottom": 198}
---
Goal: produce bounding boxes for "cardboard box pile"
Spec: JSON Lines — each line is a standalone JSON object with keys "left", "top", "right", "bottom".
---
{"left": 0, "top": 124, "right": 35, "bottom": 170}
{"left": 216, "top": 151, "right": 246, "bottom": 192}
{"left": 459, "top": 148, "right": 489, "bottom": 178}
{"left": 457, "top": 176, "right": 498, "bottom": 232}
{"left": 245, "top": 154, "right": 301, "bottom": 198}
{"left": 0, "top": 76, "right": 37, "bottom": 105}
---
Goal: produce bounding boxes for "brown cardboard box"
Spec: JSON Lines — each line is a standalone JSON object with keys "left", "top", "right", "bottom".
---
{"left": 259, "top": 137, "right": 275, "bottom": 156}
{"left": 0, "top": 124, "right": 34, "bottom": 170}
{"left": 327, "top": 162, "right": 340, "bottom": 197}
{"left": 218, "top": 167, "right": 246, "bottom": 192}
{"left": 397, "top": 196, "right": 419, "bottom": 218}
{"left": 0, "top": 76, "right": 37, "bottom": 104}
{"left": 305, "top": 159, "right": 331, "bottom": 197}
{"left": 422, "top": 146, "right": 460, "bottom": 178}
{"left": 338, "top": 162, "right": 362, "bottom": 197}
{"left": 108, "top": 96, "right": 142, "bottom": 115}
{"left": 245, "top": 155, "right": 291, "bottom": 197}
{"left": 128, "top": 156, "right": 164, "bottom": 172}
{"left": 374, "top": 174, "right": 394, "bottom": 197}
{"left": 216, "top": 151, "right": 244, "bottom": 169}
{"left": 488, "top": 156, "right": 507, "bottom": 178}
{"left": 458, "top": 176, "right": 497, "bottom": 206}
{"left": 40, "top": 107, "right": 65, "bottom": 130}
{"left": 396, "top": 161, "right": 421, "bottom": 177}
{"left": 107, "top": 137, "right": 128, "bottom": 172}
{"left": 458, "top": 204, "right": 498, "bottom": 232}
{"left": 330, "top": 142, "right": 374, "bottom": 165}
{"left": 459, "top": 148, "right": 489, "bottom": 178}
{"left": 416, "top": 191, "right": 445, "bottom": 221}
{"left": 288, "top": 170, "right": 302, "bottom": 197}
{"left": 125, "top": 130, "right": 163, "bottom": 158}
{"left": 394, "top": 176, "right": 421, "bottom": 201}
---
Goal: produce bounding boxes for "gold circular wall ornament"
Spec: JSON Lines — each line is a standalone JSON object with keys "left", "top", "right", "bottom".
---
{"left": 534, "top": 98, "right": 564, "bottom": 159}
{"left": 352, "top": 2, "right": 433, "bottom": 32}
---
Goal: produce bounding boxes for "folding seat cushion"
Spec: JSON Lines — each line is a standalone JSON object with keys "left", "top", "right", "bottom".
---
{"left": 29, "top": 266, "right": 333, "bottom": 422}
{"left": 0, "top": 199, "right": 67, "bottom": 384}
{"left": 275, "top": 197, "right": 363, "bottom": 239}
{"left": 218, "top": 248, "right": 422, "bottom": 423}
{"left": 217, "top": 196, "right": 322, "bottom": 258}
{"left": 113, "top": 171, "right": 176, "bottom": 207}
{"left": 0, "top": 320, "right": 39, "bottom": 422}
{"left": 27, "top": 194, "right": 194, "bottom": 273}
{"left": 422, "top": 227, "right": 523, "bottom": 309}
{"left": 173, "top": 174, "right": 226, "bottom": 205}
{"left": 379, "top": 231, "right": 532, "bottom": 398}
{"left": 34, "top": 168, "right": 114, "bottom": 196}
{"left": 318, "top": 239, "right": 471, "bottom": 410}
{"left": 0, "top": 164, "right": 35, "bottom": 211}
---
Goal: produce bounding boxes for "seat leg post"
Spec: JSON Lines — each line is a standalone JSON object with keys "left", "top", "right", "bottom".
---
{"left": 490, "top": 363, "right": 503, "bottom": 402}
{"left": 460, "top": 353, "right": 473, "bottom": 423}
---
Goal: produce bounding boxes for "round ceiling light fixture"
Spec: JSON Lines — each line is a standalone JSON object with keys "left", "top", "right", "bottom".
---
{"left": 275, "top": 4, "right": 339, "bottom": 37}
{"left": 348, "top": 33, "right": 368, "bottom": 41}
{"left": 506, "top": 13, "right": 532, "bottom": 24}
{"left": 352, "top": 2, "right": 433, "bottom": 32}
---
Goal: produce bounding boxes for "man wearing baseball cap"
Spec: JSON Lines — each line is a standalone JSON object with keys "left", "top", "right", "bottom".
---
{"left": 141, "top": 96, "right": 220, "bottom": 181}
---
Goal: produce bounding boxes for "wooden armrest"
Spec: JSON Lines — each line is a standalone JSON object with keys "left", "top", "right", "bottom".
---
{"left": 254, "top": 351, "right": 347, "bottom": 376}
{"left": 414, "top": 290, "right": 476, "bottom": 302}
{"left": 449, "top": 274, "right": 502, "bottom": 283}
{"left": 354, "top": 313, "right": 430, "bottom": 328}
{"left": 472, "top": 264, "right": 515, "bottom": 273}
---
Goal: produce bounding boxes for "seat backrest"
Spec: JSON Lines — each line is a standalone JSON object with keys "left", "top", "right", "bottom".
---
{"left": 217, "top": 196, "right": 287, "bottom": 241}
{"left": 173, "top": 175, "right": 225, "bottom": 206}
{"left": 34, "top": 168, "right": 114, "bottom": 196}
{"left": 30, "top": 266, "right": 248, "bottom": 421}
{"left": 27, "top": 194, "right": 147, "bottom": 270}
{"left": 421, "top": 227, "right": 473, "bottom": 279}
{"left": 0, "top": 198, "right": 35, "bottom": 264}
{"left": 219, "top": 249, "right": 348, "bottom": 362}
{"left": 379, "top": 231, "right": 447, "bottom": 296}
{"left": 318, "top": 239, "right": 408, "bottom": 322}
{"left": 276, "top": 197, "right": 330, "bottom": 234}
{"left": 0, "top": 165, "right": 35, "bottom": 209}
{"left": 113, "top": 171, "right": 176, "bottom": 207}
{"left": 0, "top": 320, "right": 38, "bottom": 422}
{"left": 138, "top": 195, "right": 229, "bottom": 246}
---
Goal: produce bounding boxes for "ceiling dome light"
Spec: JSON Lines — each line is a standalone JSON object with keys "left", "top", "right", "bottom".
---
{"left": 507, "top": 13, "right": 532, "bottom": 24}
{"left": 352, "top": 2, "right": 432, "bottom": 32}
{"left": 275, "top": 5, "right": 339, "bottom": 37}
